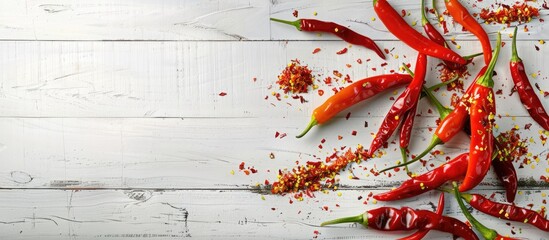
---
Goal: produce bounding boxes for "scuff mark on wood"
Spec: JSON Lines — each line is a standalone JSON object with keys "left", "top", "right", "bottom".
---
{"left": 10, "top": 171, "right": 34, "bottom": 184}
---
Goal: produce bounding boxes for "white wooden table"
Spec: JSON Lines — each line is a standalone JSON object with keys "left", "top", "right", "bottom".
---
{"left": 0, "top": 0, "right": 548, "bottom": 239}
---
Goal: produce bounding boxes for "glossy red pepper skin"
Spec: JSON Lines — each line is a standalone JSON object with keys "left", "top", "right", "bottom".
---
{"left": 399, "top": 103, "right": 417, "bottom": 151}
{"left": 373, "top": 0, "right": 466, "bottom": 64}
{"left": 435, "top": 67, "right": 486, "bottom": 143}
{"left": 366, "top": 208, "right": 478, "bottom": 239}
{"left": 466, "top": 194, "right": 549, "bottom": 232}
{"left": 445, "top": 0, "right": 492, "bottom": 65}
{"left": 270, "top": 18, "right": 385, "bottom": 59}
{"left": 453, "top": 184, "right": 521, "bottom": 240}
{"left": 460, "top": 84, "right": 495, "bottom": 192}
{"left": 315, "top": 74, "right": 412, "bottom": 124}
{"left": 491, "top": 154, "right": 518, "bottom": 203}
{"left": 296, "top": 74, "right": 413, "bottom": 138}
{"left": 374, "top": 153, "right": 468, "bottom": 201}
{"left": 510, "top": 27, "right": 549, "bottom": 131}
{"left": 368, "top": 54, "right": 427, "bottom": 157}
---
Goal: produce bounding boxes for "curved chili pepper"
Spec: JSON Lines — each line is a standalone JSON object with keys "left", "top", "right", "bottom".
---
{"left": 296, "top": 74, "right": 413, "bottom": 138}
{"left": 492, "top": 138, "right": 518, "bottom": 203}
{"left": 397, "top": 193, "right": 445, "bottom": 240}
{"left": 444, "top": 0, "right": 492, "bottom": 65}
{"left": 510, "top": 27, "right": 549, "bottom": 131}
{"left": 378, "top": 67, "right": 486, "bottom": 173}
{"left": 270, "top": 18, "right": 385, "bottom": 59}
{"left": 373, "top": 0, "right": 466, "bottom": 64}
{"left": 368, "top": 54, "right": 427, "bottom": 157}
{"left": 321, "top": 206, "right": 478, "bottom": 239}
{"left": 460, "top": 32, "right": 501, "bottom": 192}
{"left": 461, "top": 193, "right": 549, "bottom": 232}
{"left": 420, "top": 0, "right": 462, "bottom": 70}
{"left": 453, "top": 182, "right": 520, "bottom": 239}
{"left": 374, "top": 153, "right": 468, "bottom": 201}
{"left": 399, "top": 103, "right": 418, "bottom": 175}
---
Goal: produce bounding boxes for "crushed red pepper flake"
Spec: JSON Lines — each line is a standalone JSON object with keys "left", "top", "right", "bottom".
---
{"left": 318, "top": 89, "right": 324, "bottom": 96}
{"left": 437, "top": 63, "right": 470, "bottom": 91}
{"left": 479, "top": 3, "right": 540, "bottom": 26}
{"left": 277, "top": 59, "right": 314, "bottom": 94}
{"left": 292, "top": 10, "right": 298, "bottom": 18}
{"left": 271, "top": 146, "right": 367, "bottom": 196}
{"left": 496, "top": 129, "right": 529, "bottom": 166}
{"left": 336, "top": 48, "right": 348, "bottom": 55}
{"left": 219, "top": 92, "right": 227, "bottom": 96}
{"left": 312, "top": 48, "right": 321, "bottom": 54}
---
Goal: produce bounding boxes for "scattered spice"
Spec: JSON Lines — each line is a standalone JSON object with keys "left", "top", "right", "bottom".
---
{"left": 313, "top": 48, "right": 321, "bottom": 54}
{"left": 293, "top": 10, "right": 299, "bottom": 18}
{"left": 219, "top": 92, "right": 227, "bottom": 96}
{"left": 480, "top": 3, "right": 540, "bottom": 25}
{"left": 437, "top": 63, "right": 470, "bottom": 91}
{"left": 271, "top": 147, "right": 367, "bottom": 197}
{"left": 336, "top": 48, "right": 348, "bottom": 55}
{"left": 277, "top": 59, "right": 314, "bottom": 94}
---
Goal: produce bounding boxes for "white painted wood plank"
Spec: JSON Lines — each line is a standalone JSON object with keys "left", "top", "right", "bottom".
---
{"left": 0, "top": 0, "right": 270, "bottom": 41}
{"left": 0, "top": 189, "right": 546, "bottom": 239}
{"left": 0, "top": 0, "right": 547, "bottom": 41}
{"left": 0, "top": 40, "right": 547, "bottom": 118}
{"left": 0, "top": 116, "right": 546, "bottom": 189}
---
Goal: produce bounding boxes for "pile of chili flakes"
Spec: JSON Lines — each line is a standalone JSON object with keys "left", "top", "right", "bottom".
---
{"left": 276, "top": 59, "right": 314, "bottom": 94}
{"left": 271, "top": 146, "right": 368, "bottom": 199}
{"left": 479, "top": 3, "right": 540, "bottom": 25}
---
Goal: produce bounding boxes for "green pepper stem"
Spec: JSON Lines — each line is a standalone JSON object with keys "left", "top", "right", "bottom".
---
{"left": 420, "top": 0, "right": 429, "bottom": 26}
{"left": 296, "top": 117, "right": 318, "bottom": 138}
{"left": 511, "top": 27, "right": 521, "bottom": 63}
{"left": 477, "top": 32, "right": 501, "bottom": 88}
{"left": 432, "top": 0, "right": 440, "bottom": 18}
{"left": 452, "top": 182, "right": 498, "bottom": 240}
{"left": 402, "top": 63, "right": 453, "bottom": 119}
{"left": 270, "top": 18, "right": 302, "bottom": 31}
{"left": 320, "top": 213, "right": 367, "bottom": 227}
{"left": 400, "top": 147, "right": 411, "bottom": 176}
{"left": 462, "top": 51, "right": 484, "bottom": 60}
{"left": 379, "top": 136, "right": 442, "bottom": 173}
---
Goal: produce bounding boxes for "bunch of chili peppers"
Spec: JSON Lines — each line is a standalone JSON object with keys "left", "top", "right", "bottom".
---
{"left": 270, "top": 0, "right": 549, "bottom": 238}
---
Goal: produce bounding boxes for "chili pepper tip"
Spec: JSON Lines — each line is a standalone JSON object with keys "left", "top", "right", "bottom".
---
{"left": 296, "top": 117, "right": 318, "bottom": 138}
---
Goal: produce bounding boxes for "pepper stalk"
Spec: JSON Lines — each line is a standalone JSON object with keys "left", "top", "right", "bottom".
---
{"left": 452, "top": 182, "right": 499, "bottom": 240}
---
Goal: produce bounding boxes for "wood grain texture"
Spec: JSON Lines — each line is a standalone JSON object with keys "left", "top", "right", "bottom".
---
{"left": 0, "top": 41, "right": 547, "bottom": 118}
{"left": 0, "top": 0, "right": 547, "bottom": 41}
{"left": 0, "top": 116, "right": 547, "bottom": 189}
{"left": 0, "top": 189, "right": 547, "bottom": 240}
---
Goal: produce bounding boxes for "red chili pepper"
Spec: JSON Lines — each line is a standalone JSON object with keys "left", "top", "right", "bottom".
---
{"left": 374, "top": 153, "right": 468, "bottom": 201}
{"left": 398, "top": 102, "right": 418, "bottom": 174}
{"left": 460, "top": 192, "right": 549, "bottom": 232}
{"left": 460, "top": 33, "right": 501, "bottom": 192}
{"left": 445, "top": 0, "right": 492, "bottom": 65}
{"left": 452, "top": 183, "right": 521, "bottom": 239}
{"left": 270, "top": 18, "right": 385, "bottom": 59}
{"left": 368, "top": 54, "right": 427, "bottom": 157}
{"left": 397, "top": 193, "right": 445, "bottom": 240}
{"left": 492, "top": 138, "right": 518, "bottom": 203}
{"left": 321, "top": 205, "right": 478, "bottom": 240}
{"left": 510, "top": 27, "right": 549, "bottom": 131}
{"left": 296, "top": 74, "right": 413, "bottom": 138}
{"left": 378, "top": 67, "right": 485, "bottom": 173}
{"left": 373, "top": 0, "right": 466, "bottom": 64}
